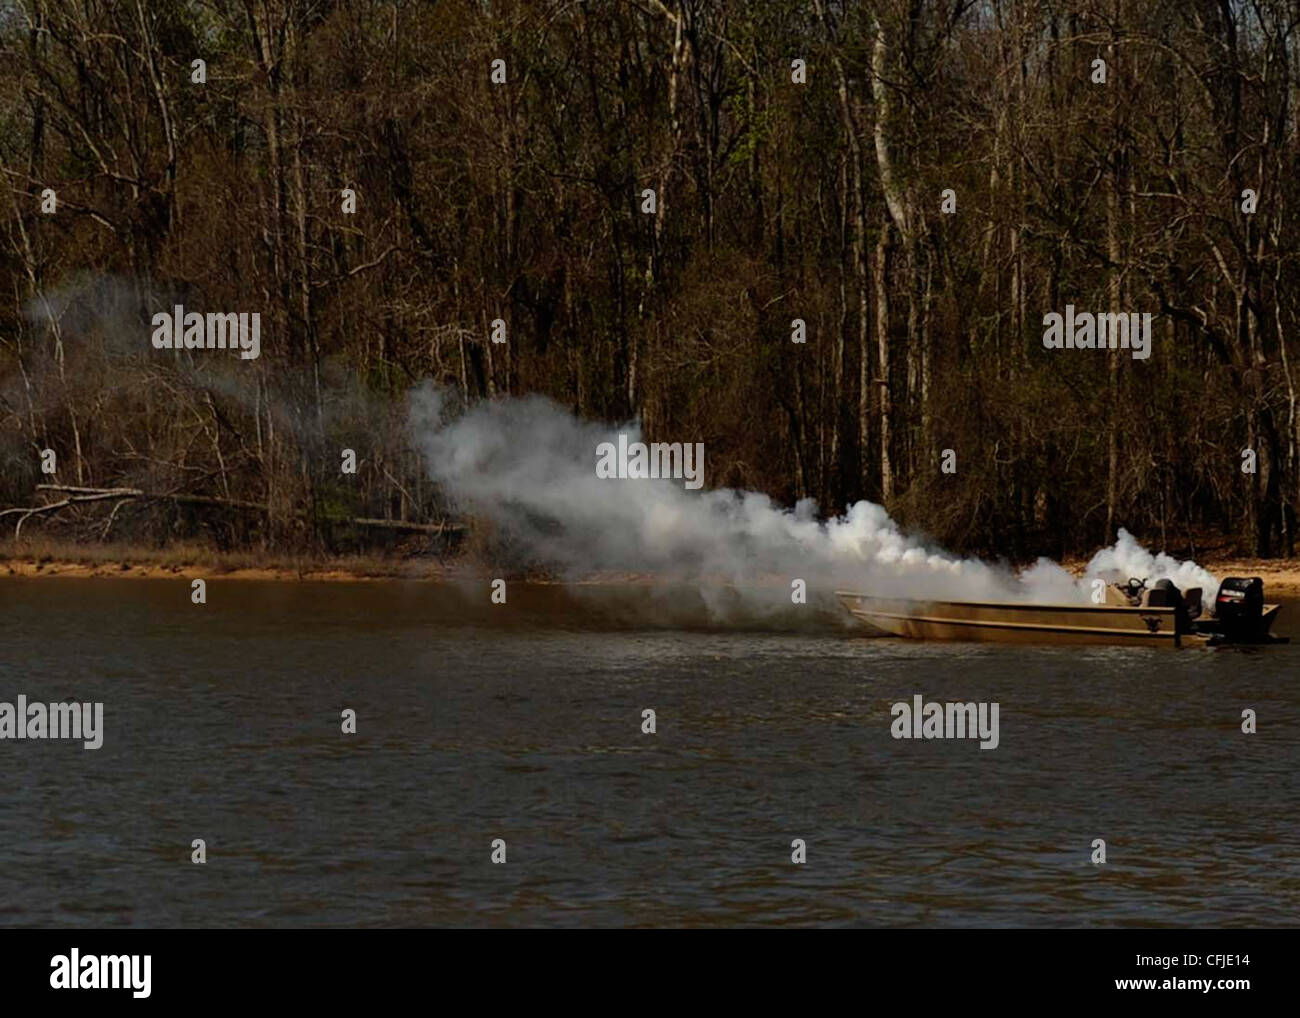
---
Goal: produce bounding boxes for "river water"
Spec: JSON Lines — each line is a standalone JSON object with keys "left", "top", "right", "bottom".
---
{"left": 1, "top": 577, "right": 1296, "bottom": 927}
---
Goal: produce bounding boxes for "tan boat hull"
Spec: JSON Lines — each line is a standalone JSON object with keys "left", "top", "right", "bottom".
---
{"left": 835, "top": 591, "right": 1183, "bottom": 647}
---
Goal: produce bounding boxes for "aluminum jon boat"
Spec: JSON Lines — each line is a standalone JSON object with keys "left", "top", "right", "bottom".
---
{"left": 835, "top": 576, "right": 1286, "bottom": 648}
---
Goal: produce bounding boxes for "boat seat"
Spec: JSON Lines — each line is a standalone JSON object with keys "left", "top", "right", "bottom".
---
{"left": 1146, "top": 579, "right": 1185, "bottom": 607}
{"left": 1146, "top": 579, "right": 1195, "bottom": 632}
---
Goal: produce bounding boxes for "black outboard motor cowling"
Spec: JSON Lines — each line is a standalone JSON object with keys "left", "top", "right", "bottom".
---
{"left": 1215, "top": 577, "right": 1264, "bottom": 640}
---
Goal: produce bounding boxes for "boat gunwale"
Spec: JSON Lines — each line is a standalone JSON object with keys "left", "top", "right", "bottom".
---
{"left": 832, "top": 590, "right": 1178, "bottom": 615}
{"left": 843, "top": 606, "right": 1180, "bottom": 641}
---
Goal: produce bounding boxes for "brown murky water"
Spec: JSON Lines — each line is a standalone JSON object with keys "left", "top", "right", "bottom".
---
{"left": 1, "top": 577, "right": 1297, "bottom": 927}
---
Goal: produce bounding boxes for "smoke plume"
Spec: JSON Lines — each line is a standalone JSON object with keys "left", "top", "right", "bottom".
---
{"left": 409, "top": 384, "right": 1218, "bottom": 613}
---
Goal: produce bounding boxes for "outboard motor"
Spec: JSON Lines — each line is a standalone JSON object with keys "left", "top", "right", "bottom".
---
{"left": 1214, "top": 577, "right": 1265, "bottom": 641}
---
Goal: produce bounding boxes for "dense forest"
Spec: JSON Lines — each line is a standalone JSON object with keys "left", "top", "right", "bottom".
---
{"left": 2, "top": 0, "right": 1298, "bottom": 564}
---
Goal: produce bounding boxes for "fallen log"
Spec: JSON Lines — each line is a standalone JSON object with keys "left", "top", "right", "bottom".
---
{"left": 3, "top": 485, "right": 463, "bottom": 538}
{"left": 35, "top": 485, "right": 269, "bottom": 513}
{"left": 0, "top": 489, "right": 138, "bottom": 539}
{"left": 348, "top": 518, "right": 464, "bottom": 534}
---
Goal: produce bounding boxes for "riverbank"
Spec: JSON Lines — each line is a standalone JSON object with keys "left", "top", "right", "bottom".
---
{"left": 1053, "top": 555, "right": 1300, "bottom": 598}
{"left": 1188, "top": 560, "right": 1300, "bottom": 597}
{"left": 0, "top": 539, "right": 447, "bottom": 582}
{"left": 6, "top": 539, "right": 1300, "bottom": 596}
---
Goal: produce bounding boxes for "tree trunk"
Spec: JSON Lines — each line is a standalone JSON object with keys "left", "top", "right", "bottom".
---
{"left": 875, "top": 219, "right": 893, "bottom": 501}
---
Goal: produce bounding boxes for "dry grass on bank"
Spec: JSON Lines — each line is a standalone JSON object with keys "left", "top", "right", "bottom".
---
{"left": 0, "top": 536, "right": 447, "bottom": 582}
{"left": 7, "top": 537, "right": 1300, "bottom": 596}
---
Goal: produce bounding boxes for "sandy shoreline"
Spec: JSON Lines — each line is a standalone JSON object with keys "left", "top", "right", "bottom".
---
{"left": 6, "top": 554, "right": 1300, "bottom": 596}
{"left": 1154, "top": 561, "right": 1300, "bottom": 598}
{"left": 0, "top": 553, "right": 449, "bottom": 583}
{"left": 0, "top": 559, "right": 423, "bottom": 582}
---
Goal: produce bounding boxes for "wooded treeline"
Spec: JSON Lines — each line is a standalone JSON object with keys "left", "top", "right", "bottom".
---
{"left": 2, "top": 0, "right": 1298, "bottom": 561}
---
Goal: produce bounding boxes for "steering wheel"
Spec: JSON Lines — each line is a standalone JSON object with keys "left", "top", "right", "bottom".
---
{"left": 1123, "top": 577, "right": 1147, "bottom": 598}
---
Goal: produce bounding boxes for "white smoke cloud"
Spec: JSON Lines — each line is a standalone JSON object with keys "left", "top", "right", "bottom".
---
{"left": 408, "top": 383, "right": 1218, "bottom": 613}
{"left": 1080, "top": 528, "right": 1218, "bottom": 596}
